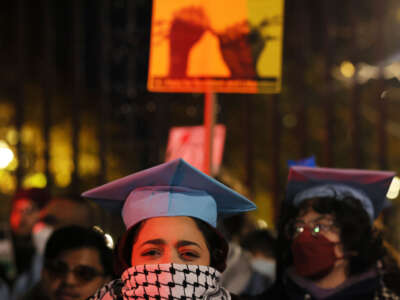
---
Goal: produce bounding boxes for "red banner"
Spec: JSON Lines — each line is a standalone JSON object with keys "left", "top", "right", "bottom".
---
{"left": 165, "top": 125, "right": 226, "bottom": 174}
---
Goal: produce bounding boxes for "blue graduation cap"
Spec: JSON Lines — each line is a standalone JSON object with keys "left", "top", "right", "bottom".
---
{"left": 82, "top": 158, "right": 256, "bottom": 229}
{"left": 286, "top": 166, "right": 395, "bottom": 220}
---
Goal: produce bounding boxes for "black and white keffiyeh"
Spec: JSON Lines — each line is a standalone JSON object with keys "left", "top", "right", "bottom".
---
{"left": 89, "top": 263, "right": 231, "bottom": 300}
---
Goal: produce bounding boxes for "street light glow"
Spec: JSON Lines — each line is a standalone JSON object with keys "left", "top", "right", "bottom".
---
{"left": 357, "top": 63, "right": 379, "bottom": 83}
{"left": 257, "top": 219, "right": 268, "bottom": 229}
{"left": 0, "top": 141, "right": 14, "bottom": 169}
{"left": 104, "top": 233, "right": 115, "bottom": 249}
{"left": 340, "top": 61, "right": 355, "bottom": 78}
{"left": 387, "top": 176, "right": 400, "bottom": 200}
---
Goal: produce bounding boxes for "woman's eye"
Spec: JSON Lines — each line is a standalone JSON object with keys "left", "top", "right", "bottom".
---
{"left": 180, "top": 250, "right": 200, "bottom": 260}
{"left": 317, "top": 223, "right": 331, "bottom": 231}
{"left": 141, "top": 249, "right": 161, "bottom": 257}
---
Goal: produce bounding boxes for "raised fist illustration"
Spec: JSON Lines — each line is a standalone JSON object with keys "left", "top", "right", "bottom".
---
{"left": 217, "top": 21, "right": 267, "bottom": 78}
{"left": 168, "top": 6, "right": 210, "bottom": 77}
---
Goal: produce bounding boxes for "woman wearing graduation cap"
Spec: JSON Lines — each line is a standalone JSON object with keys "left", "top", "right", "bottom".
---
{"left": 259, "top": 166, "right": 400, "bottom": 300}
{"left": 82, "top": 158, "right": 256, "bottom": 300}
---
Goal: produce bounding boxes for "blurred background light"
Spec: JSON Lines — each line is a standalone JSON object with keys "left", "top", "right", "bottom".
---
{"left": 357, "top": 63, "right": 379, "bottom": 83}
{"left": 387, "top": 176, "right": 400, "bottom": 199}
{"left": 0, "top": 141, "right": 14, "bottom": 169}
{"left": 257, "top": 219, "right": 268, "bottom": 229}
{"left": 340, "top": 61, "right": 355, "bottom": 78}
{"left": 282, "top": 113, "right": 297, "bottom": 128}
{"left": 104, "top": 233, "right": 115, "bottom": 249}
{"left": 92, "top": 226, "right": 115, "bottom": 249}
{"left": 22, "top": 172, "right": 47, "bottom": 188}
{"left": 0, "top": 170, "right": 16, "bottom": 194}
{"left": 6, "top": 129, "right": 18, "bottom": 146}
{"left": 383, "top": 62, "right": 400, "bottom": 81}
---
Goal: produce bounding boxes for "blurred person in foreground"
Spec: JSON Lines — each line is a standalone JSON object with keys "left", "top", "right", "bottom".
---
{"left": 256, "top": 166, "right": 400, "bottom": 300}
{"left": 82, "top": 158, "right": 256, "bottom": 300}
{"left": 240, "top": 228, "right": 277, "bottom": 294}
{"left": 0, "top": 188, "right": 50, "bottom": 300}
{"left": 32, "top": 196, "right": 96, "bottom": 255}
{"left": 20, "top": 225, "right": 114, "bottom": 300}
{"left": 220, "top": 214, "right": 264, "bottom": 296}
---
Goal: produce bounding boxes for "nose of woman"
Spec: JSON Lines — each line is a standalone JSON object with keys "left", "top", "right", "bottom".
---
{"left": 158, "top": 248, "right": 183, "bottom": 264}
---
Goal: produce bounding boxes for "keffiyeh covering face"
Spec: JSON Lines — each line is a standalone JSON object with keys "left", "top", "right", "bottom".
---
{"left": 121, "top": 263, "right": 231, "bottom": 300}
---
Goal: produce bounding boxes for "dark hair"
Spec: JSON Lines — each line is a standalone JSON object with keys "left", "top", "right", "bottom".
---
{"left": 277, "top": 196, "right": 385, "bottom": 277}
{"left": 12, "top": 188, "right": 51, "bottom": 209}
{"left": 240, "top": 229, "right": 276, "bottom": 258}
{"left": 44, "top": 225, "right": 114, "bottom": 277}
{"left": 221, "top": 214, "right": 247, "bottom": 242}
{"left": 114, "top": 217, "right": 228, "bottom": 276}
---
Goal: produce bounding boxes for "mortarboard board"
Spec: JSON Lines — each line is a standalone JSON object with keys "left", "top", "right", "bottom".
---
{"left": 82, "top": 158, "right": 256, "bottom": 229}
{"left": 286, "top": 166, "right": 395, "bottom": 220}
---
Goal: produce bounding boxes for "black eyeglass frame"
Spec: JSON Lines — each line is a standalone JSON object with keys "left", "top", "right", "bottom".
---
{"left": 44, "top": 260, "right": 106, "bottom": 283}
{"left": 284, "top": 217, "right": 339, "bottom": 239}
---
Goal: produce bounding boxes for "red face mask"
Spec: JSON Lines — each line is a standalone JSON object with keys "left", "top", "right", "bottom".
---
{"left": 291, "top": 227, "right": 337, "bottom": 278}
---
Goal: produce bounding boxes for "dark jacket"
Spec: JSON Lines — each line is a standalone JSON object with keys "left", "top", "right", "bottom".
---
{"left": 252, "top": 269, "right": 399, "bottom": 300}
{"left": 18, "top": 282, "right": 50, "bottom": 300}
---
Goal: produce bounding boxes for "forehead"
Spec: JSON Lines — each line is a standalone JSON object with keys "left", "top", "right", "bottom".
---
{"left": 57, "top": 247, "right": 103, "bottom": 269}
{"left": 136, "top": 216, "right": 205, "bottom": 243}
{"left": 296, "top": 208, "right": 334, "bottom": 222}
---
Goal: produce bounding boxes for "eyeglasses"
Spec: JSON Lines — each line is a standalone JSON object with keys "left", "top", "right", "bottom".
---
{"left": 45, "top": 260, "right": 105, "bottom": 283}
{"left": 285, "top": 217, "right": 338, "bottom": 239}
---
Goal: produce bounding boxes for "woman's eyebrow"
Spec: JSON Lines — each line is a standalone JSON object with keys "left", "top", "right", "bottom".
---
{"left": 294, "top": 219, "right": 306, "bottom": 224}
{"left": 314, "top": 215, "right": 334, "bottom": 222}
{"left": 176, "top": 240, "right": 202, "bottom": 249}
{"left": 139, "top": 239, "right": 165, "bottom": 247}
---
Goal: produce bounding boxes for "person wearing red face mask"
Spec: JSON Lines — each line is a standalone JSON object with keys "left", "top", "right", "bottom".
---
{"left": 256, "top": 166, "right": 400, "bottom": 300}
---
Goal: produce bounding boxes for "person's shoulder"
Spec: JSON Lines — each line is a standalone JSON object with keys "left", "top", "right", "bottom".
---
{"left": 233, "top": 292, "right": 271, "bottom": 300}
{"left": 375, "top": 256, "right": 400, "bottom": 296}
{"left": 17, "top": 282, "right": 47, "bottom": 300}
{"left": 241, "top": 280, "right": 287, "bottom": 300}
{"left": 231, "top": 293, "right": 251, "bottom": 300}
{"left": 87, "top": 279, "right": 124, "bottom": 300}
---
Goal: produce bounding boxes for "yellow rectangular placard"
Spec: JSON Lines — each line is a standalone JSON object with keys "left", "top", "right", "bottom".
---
{"left": 147, "top": 0, "right": 284, "bottom": 94}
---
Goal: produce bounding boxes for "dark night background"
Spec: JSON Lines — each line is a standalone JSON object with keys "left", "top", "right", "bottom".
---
{"left": 1, "top": 0, "right": 400, "bottom": 243}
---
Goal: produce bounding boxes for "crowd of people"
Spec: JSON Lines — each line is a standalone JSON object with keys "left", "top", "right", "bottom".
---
{"left": 0, "top": 158, "right": 399, "bottom": 300}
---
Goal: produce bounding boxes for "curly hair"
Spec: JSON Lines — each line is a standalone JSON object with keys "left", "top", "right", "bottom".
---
{"left": 277, "top": 196, "right": 385, "bottom": 277}
{"left": 114, "top": 217, "right": 228, "bottom": 276}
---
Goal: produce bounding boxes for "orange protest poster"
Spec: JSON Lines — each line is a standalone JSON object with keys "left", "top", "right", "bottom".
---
{"left": 148, "top": 0, "right": 284, "bottom": 94}
{"left": 165, "top": 125, "right": 226, "bottom": 175}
